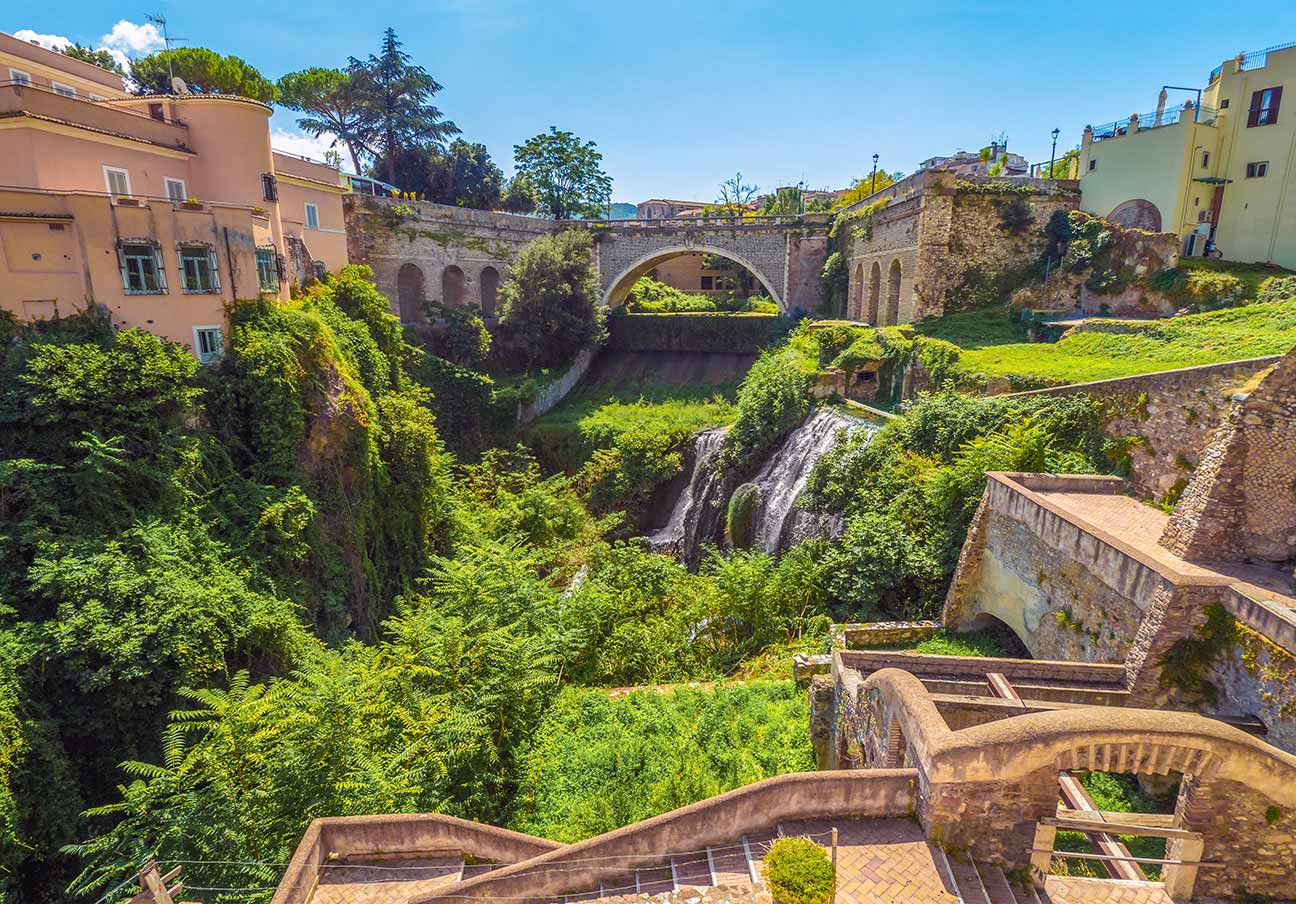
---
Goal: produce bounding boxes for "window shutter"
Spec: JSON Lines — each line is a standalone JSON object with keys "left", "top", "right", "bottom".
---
{"left": 153, "top": 244, "right": 168, "bottom": 293}
{"left": 116, "top": 243, "right": 130, "bottom": 289}
{"left": 1270, "top": 86, "right": 1283, "bottom": 124}
{"left": 275, "top": 253, "right": 286, "bottom": 281}
{"left": 1248, "top": 90, "right": 1262, "bottom": 127}
{"left": 208, "top": 248, "right": 221, "bottom": 292}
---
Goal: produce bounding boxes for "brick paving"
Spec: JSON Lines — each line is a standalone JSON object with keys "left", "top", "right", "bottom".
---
{"left": 1034, "top": 490, "right": 1296, "bottom": 604}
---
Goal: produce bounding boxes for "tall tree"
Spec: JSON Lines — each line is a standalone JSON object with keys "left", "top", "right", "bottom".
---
{"left": 276, "top": 68, "right": 369, "bottom": 174}
{"left": 716, "top": 171, "right": 758, "bottom": 215}
{"left": 128, "top": 48, "right": 276, "bottom": 102}
{"left": 348, "top": 29, "right": 460, "bottom": 185}
{"left": 60, "top": 43, "right": 125, "bottom": 77}
{"left": 512, "top": 127, "right": 612, "bottom": 220}
{"left": 380, "top": 140, "right": 504, "bottom": 208}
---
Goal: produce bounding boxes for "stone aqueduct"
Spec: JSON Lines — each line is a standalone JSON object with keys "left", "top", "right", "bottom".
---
{"left": 342, "top": 198, "right": 833, "bottom": 318}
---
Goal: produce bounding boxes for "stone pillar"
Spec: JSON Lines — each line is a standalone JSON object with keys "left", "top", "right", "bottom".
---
{"left": 1162, "top": 834, "right": 1204, "bottom": 902}
{"left": 921, "top": 767, "right": 1061, "bottom": 869}
{"left": 1028, "top": 823, "right": 1056, "bottom": 888}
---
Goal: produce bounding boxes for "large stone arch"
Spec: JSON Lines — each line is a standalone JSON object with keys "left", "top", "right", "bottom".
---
{"left": 600, "top": 244, "right": 785, "bottom": 310}
{"left": 397, "top": 262, "right": 426, "bottom": 323}
{"left": 885, "top": 259, "right": 902, "bottom": 325}
{"left": 1107, "top": 198, "right": 1163, "bottom": 232}
{"left": 867, "top": 262, "right": 882, "bottom": 325}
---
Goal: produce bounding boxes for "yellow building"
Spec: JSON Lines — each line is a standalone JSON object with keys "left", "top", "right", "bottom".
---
{"left": 1078, "top": 40, "right": 1296, "bottom": 268}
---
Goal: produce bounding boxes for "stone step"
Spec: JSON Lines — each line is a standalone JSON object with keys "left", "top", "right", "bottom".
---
{"left": 975, "top": 863, "right": 1031, "bottom": 904}
{"left": 672, "top": 853, "right": 714, "bottom": 889}
{"left": 708, "top": 843, "right": 752, "bottom": 887}
{"left": 944, "top": 855, "right": 992, "bottom": 904}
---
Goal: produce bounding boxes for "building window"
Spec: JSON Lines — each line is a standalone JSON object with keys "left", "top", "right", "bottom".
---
{"left": 305, "top": 202, "right": 319, "bottom": 229}
{"left": 193, "top": 326, "right": 224, "bottom": 364}
{"left": 8, "top": 68, "right": 32, "bottom": 86}
{"left": 103, "top": 166, "right": 131, "bottom": 199}
{"left": 1248, "top": 87, "right": 1282, "bottom": 127}
{"left": 51, "top": 82, "right": 76, "bottom": 98}
{"left": 1201, "top": 151, "right": 1210, "bottom": 168}
{"left": 178, "top": 243, "right": 220, "bottom": 293}
{"left": 148, "top": 103, "right": 165, "bottom": 121}
{"left": 700, "top": 276, "right": 714, "bottom": 290}
{"left": 260, "top": 173, "right": 278, "bottom": 202}
{"left": 164, "top": 178, "right": 187, "bottom": 204}
{"left": 1220, "top": 98, "right": 1230, "bottom": 109}
{"left": 256, "top": 247, "right": 279, "bottom": 293}
{"left": 1246, "top": 161, "right": 1270, "bottom": 178}
{"left": 312, "top": 260, "right": 327, "bottom": 281}
{"left": 117, "top": 241, "right": 167, "bottom": 294}
{"left": 1088, "top": 158, "right": 1097, "bottom": 171}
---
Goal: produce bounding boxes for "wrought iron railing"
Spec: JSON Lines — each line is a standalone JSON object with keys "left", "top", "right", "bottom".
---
{"left": 1090, "top": 105, "right": 1217, "bottom": 141}
{"left": 1209, "top": 39, "right": 1296, "bottom": 82}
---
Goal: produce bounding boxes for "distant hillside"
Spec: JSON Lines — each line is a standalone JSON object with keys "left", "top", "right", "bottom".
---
{"left": 609, "top": 202, "right": 637, "bottom": 219}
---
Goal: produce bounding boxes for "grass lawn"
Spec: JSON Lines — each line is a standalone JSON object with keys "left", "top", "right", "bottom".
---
{"left": 927, "top": 297, "right": 1296, "bottom": 385}
{"left": 527, "top": 380, "right": 741, "bottom": 471}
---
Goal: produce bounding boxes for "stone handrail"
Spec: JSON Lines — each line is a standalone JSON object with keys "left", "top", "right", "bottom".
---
{"left": 416, "top": 770, "right": 917, "bottom": 903}
{"left": 859, "top": 666, "right": 1296, "bottom": 806}
{"left": 271, "top": 814, "right": 562, "bottom": 904}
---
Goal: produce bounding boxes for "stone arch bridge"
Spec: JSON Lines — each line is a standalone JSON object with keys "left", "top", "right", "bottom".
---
{"left": 343, "top": 198, "right": 831, "bottom": 318}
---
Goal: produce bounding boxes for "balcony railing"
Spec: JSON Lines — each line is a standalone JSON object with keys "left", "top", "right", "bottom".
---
{"left": 1090, "top": 105, "right": 1217, "bottom": 142}
{"left": 1210, "top": 39, "right": 1296, "bottom": 82}
{"left": 0, "top": 81, "right": 189, "bottom": 150}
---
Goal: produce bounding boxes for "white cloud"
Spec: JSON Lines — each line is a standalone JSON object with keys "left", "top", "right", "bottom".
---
{"left": 12, "top": 28, "right": 74, "bottom": 51}
{"left": 271, "top": 129, "right": 345, "bottom": 166}
{"left": 99, "top": 20, "right": 165, "bottom": 56}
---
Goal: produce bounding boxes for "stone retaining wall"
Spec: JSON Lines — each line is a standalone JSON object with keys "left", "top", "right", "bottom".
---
{"left": 516, "top": 346, "right": 595, "bottom": 425}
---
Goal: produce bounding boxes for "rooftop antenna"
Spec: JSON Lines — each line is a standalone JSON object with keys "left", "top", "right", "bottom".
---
{"left": 145, "top": 14, "right": 186, "bottom": 90}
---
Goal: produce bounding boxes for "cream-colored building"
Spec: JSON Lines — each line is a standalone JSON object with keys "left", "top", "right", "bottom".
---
{"left": 1078, "top": 41, "right": 1296, "bottom": 267}
{"left": 0, "top": 32, "right": 350, "bottom": 361}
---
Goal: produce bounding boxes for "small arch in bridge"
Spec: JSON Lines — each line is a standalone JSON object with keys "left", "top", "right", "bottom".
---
{"left": 397, "top": 262, "right": 426, "bottom": 323}
{"left": 885, "top": 259, "right": 902, "bottom": 325}
{"left": 964, "top": 613, "right": 1032, "bottom": 659}
{"left": 442, "top": 265, "right": 465, "bottom": 307}
{"left": 851, "top": 263, "right": 864, "bottom": 320}
{"left": 867, "top": 262, "right": 881, "bottom": 325}
{"left": 480, "top": 266, "right": 500, "bottom": 317}
{"left": 601, "top": 244, "right": 783, "bottom": 311}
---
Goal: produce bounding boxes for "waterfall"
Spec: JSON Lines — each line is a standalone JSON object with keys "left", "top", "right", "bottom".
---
{"left": 748, "top": 409, "right": 875, "bottom": 554}
{"left": 646, "top": 409, "right": 876, "bottom": 563}
{"left": 647, "top": 428, "right": 728, "bottom": 554}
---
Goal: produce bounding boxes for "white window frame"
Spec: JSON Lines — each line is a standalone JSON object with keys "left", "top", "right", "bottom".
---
{"left": 304, "top": 202, "right": 319, "bottom": 229}
{"left": 192, "top": 325, "right": 225, "bottom": 364}
{"left": 8, "top": 68, "right": 32, "bottom": 86}
{"left": 103, "top": 165, "right": 132, "bottom": 199}
{"left": 164, "top": 178, "right": 188, "bottom": 204}
{"left": 51, "top": 81, "right": 77, "bottom": 98}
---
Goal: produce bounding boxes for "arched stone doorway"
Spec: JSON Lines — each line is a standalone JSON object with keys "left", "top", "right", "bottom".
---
{"left": 885, "top": 259, "right": 902, "bottom": 325}
{"left": 851, "top": 263, "right": 864, "bottom": 320}
{"left": 442, "top": 265, "right": 465, "bottom": 307}
{"left": 1107, "top": 199, "right": 1162, "bottom": 232}
{"left": 479, "top": 266, "right": 500, "bottom": 317}
{"left": 867, "top": 262, "right": 882, "bottom": 325}
{"left": 396, "top": 262, "right": 426, "bottom": 323}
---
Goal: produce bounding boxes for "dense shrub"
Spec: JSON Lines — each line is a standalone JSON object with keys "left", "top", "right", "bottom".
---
{"left": 763, "top": 837, "right": 835, "bottom": 904}
{"left": 497, "top": 229, "right": 605, "bottom": 369}
{"left": 718, "top": 348, "right": 812, "bottom": 473}
{"left": 726, "top": 482, "right": 760, "bottom": 549}
{"left": 606, "top": 312, "right": 792, "bottom": 353}
{"left": 1258, "top": 275, "right": 1296, "bottom": 304}
{"left": 1146, "top": 267, "right": 1245, "bottom": 311}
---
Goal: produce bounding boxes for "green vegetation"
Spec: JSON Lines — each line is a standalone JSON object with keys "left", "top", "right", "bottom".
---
{"left": 497, "top": 228, "right": 605, "bottom": 369}
{"left": 512, "top": 127, "right": 613, "bottom": 220}
{"left": 718, "top": 347, "right": 815, "bottom": 472}
{"left": 606, "top": 311, "right": 792, "bottom": 354}
{"left": 510, "top": 682, "right": 814, "bottom": 842}
{"left": 129, "top": 47, "right": 277, "bottom": 101}
{"left": 763, "top": 836, "right": 835, "bottom": 904}
{"left": 620, "top": 277, "right": 779, "bottom": 314}
{"left": 1054, "top": 771, "right": 1176, "bottom": 879}
{"left": 913, "top": 629, "right": 1008, "bottom": 657}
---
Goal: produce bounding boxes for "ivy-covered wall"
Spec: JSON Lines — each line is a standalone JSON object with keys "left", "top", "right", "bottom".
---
{"left": 605, "top": 313, "right": 794, "bottom": 354}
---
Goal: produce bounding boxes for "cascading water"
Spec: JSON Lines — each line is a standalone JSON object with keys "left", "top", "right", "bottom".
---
{"left": 646, "top": 409, "right": 876, "bottom": 562}
{"left": 747, "top": 409, "right": 874, "bottom": 554}
{"left": 647, "top": 428, "right": 728, "bottom": 553}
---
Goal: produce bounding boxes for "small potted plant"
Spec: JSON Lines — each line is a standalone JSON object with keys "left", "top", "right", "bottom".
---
{"left": 181, "top": 197, "right": 204, "bottom": 211}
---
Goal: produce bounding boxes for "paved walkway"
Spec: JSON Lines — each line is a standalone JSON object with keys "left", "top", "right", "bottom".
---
{"left": 1042, "top": 875, "right": 1175, "bottom": 903}
{"left": 1034, "top": 489, "right": 1296, "bottom": 605}
{"left": 778, "top": 818, "right": 960, "bottom": 903}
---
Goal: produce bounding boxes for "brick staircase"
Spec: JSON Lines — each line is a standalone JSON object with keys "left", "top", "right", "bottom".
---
{"left": 548, "top": 834, "right": 769, "bottom": 901}
{"left": 937, "top": 854, "right": 1042, "bottom": 904}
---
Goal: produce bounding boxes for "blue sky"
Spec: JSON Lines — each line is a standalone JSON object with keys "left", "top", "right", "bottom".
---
{"left": 11, "top": 1, "right": 1296, "bottom": 203}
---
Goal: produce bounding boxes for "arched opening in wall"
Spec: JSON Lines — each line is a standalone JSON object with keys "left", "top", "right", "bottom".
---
{"left": 479, "top": 266, "right": 500, "bottom": 317}
{"left": 851, "top": 263, "right": 864, "bottom": 320}
{"left": 396, "top": 262, "right": 426, "bottom": 323}
{"left": 1107, "top": 199, "right": 1163, "bottom": 232}
{"left": 442, "top": 265, "right": 465, "bottom": 307}
{"left": 867, "top": 262, "right": 881, "bottom": 325}
{"left": 603, "top": 246, "right": 782, "bottom": 311}
{"left": 1047, "top": 768, "right": 1183, "bottom": 880}
{"left": 964, "top": 614, "right": 1032, "bottom": 659}
{"left": 885, "top": 259, "right": 902, "bottom": 325}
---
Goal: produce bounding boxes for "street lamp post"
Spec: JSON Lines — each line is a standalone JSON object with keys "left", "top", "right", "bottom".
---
{"left": 1048, "top": 128, "right": 1060, "bottom": 178}
{"left": 870, "top": 154, "right": 879, "bottom": 195}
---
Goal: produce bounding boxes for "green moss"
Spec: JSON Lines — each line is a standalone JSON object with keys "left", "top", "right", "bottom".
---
{"left": 726, "top": 483, "right": 761, "bottom": 549}
{"left": 1158, "top": 603, "right": 1238, "bottom": 705}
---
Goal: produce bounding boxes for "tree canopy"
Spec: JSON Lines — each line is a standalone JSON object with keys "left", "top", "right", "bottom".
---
{"left": 512, "top": 127, "right": 613, "bottom": 220}
{"left": 382, "top": 140, "right": 505, "bottom": 209}
{"left": 497, "top": 229, "right": 604, "bottom": 368}
{"left": 129, "top": 47, "right": 277, "bottom": 102}
{"left": 59, "top": 43, "right": 125, "bottom": 76}
{"left": 276, "top": 67, "right": 369, "bottom": 173}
